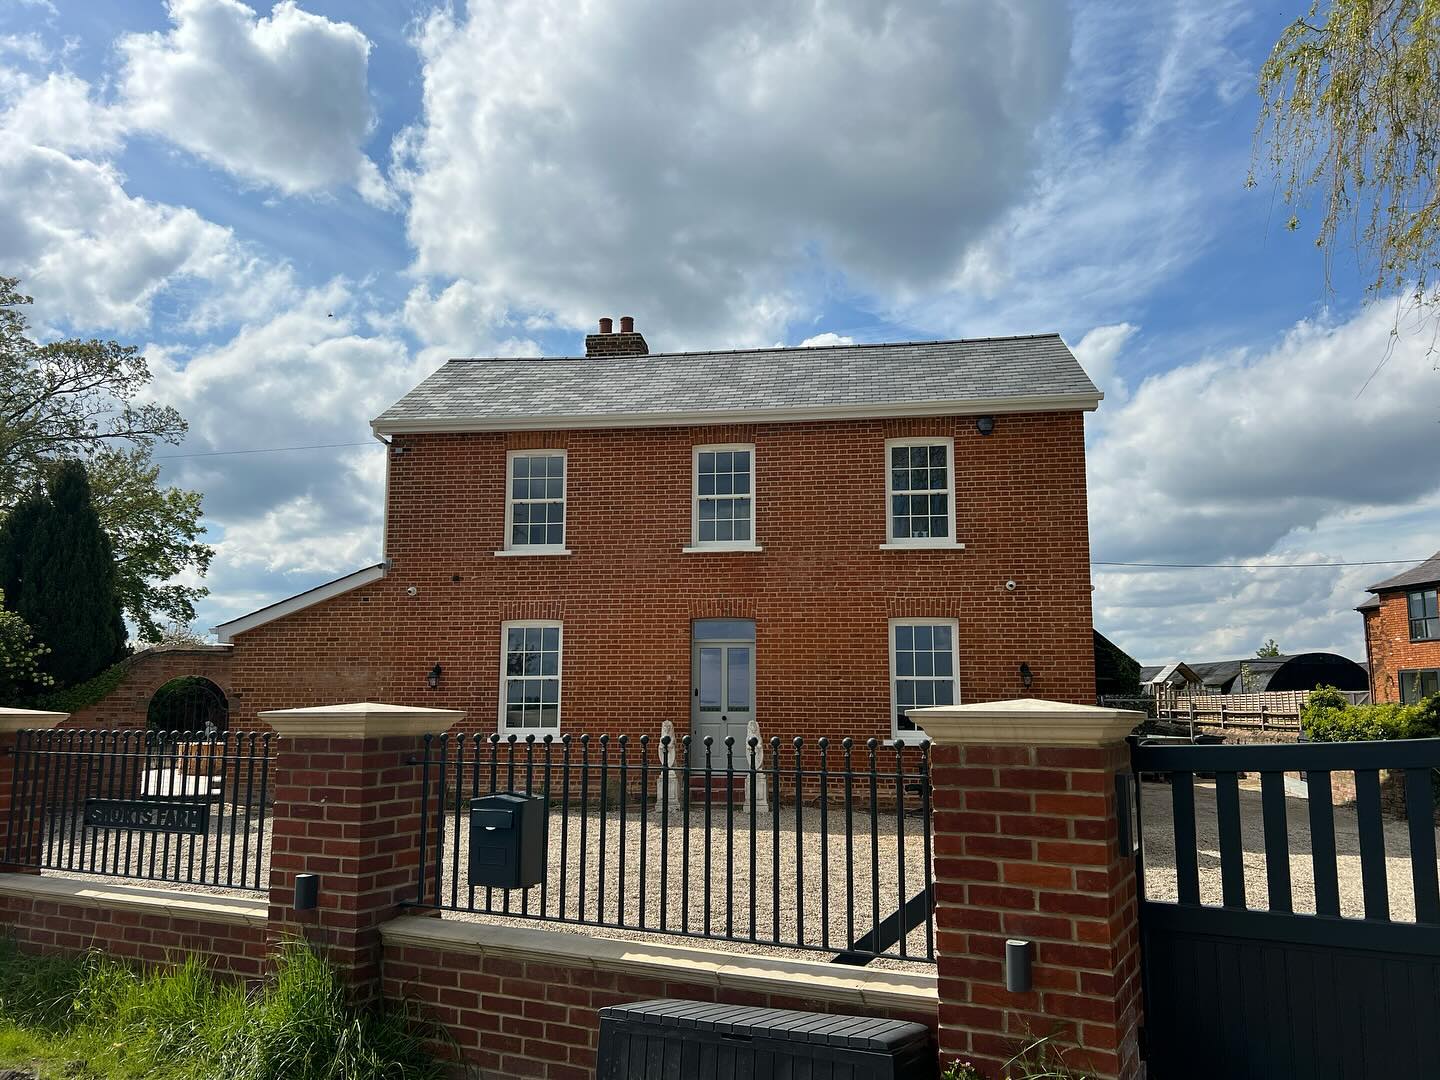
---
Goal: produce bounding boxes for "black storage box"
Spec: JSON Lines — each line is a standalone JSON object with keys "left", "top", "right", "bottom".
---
{"left": 597, "top": 998, "right": 934, "bottom": 1079}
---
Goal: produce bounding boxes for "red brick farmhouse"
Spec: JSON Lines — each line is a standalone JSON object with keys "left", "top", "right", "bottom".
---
{"left": 214, "top": 320, "right": 1103, "bottom": 743}
{"left": 1359, "top": 549, "right": 1440, "bottom": 703}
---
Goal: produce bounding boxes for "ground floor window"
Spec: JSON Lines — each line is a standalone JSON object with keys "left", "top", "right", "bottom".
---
{"left": 500, "top": 621, "right": 562, "bottom": 732}
{"left": 889, "top": 618, "right": 958, "bottom": 738}
{"left": 1399, "top": 668, "right": 1440, "bottom": 704}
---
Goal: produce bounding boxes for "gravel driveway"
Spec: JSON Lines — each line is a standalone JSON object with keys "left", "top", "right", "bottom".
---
{"left": 1139, "top": 776, "right": 1434, "bottom": 922}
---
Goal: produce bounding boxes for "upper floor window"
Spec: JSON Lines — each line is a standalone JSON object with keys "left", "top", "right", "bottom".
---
{"left": 886, "top": 438, "right": 955, "bottom": 546}
{"left": 1400, "top": 668, "right": 1440, "bottom": 704}
{"left": 500, "top": 621, "right": 562, "bottom": 732}
{"left": 506, "top": 451, "right": 566, "bottom": 550}
{"left": 692, "top": 445, "right": 755, "bottom": 547}
{"left": 890, "top": 618, "right": 959, "bottom": 739}
{"left": 1409, "top": 588, "right": 1439, "bottom": 642}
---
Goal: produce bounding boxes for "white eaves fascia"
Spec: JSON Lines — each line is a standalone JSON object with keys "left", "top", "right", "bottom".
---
{"left": 370, "top": 392, "right": 1103, "bottom": 436}
{"left": 211, "top": 563, "right": 387, "bottom": 644}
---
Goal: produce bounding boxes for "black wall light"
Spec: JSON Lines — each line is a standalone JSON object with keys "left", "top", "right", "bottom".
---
{"left": 1019, "top": 662, "right": 1034, "bottom": 690}
{"left": 294, "top": 873, "right": 319, "bottom": 911}
{"left": 976, "top": 415, "right": 995, "bottom": 436}
{"left": 427, "top": 663, "right": 442, "bottom": 690}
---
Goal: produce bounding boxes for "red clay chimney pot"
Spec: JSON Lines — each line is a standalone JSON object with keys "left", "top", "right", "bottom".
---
{"left": 619, "top": 315, "right": 634, "bottom": 333}
{"left": 598, "top": 317, "right": 613, "bottom": 334}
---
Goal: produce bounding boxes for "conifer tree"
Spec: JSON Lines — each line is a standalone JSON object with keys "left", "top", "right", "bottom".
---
{"left": 0, "top": 461, "right": 127, "bottom": 687}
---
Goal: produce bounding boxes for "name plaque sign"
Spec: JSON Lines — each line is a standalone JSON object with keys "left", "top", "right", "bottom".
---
{"left": 83, "top": 799, "right": 209, "bottom": 835}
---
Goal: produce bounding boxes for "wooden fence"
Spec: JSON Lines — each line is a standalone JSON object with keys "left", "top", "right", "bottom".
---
{"left": 1153, "top": 688, "right": 1371, "bottom": 732}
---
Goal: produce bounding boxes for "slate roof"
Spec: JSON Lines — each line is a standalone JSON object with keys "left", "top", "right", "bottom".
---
{"left": 1365, "top": 551, "right": 1440, "bottom": 593}
{"left": 372, "top": 334, "right": 1101, "bottom": 433}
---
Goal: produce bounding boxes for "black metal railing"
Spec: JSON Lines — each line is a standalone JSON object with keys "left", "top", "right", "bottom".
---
{"left": 412, "top": 732, "right": 935, "bottom": 964}
{"left": 3, "top": 728, "right": 275, "bottom": 892}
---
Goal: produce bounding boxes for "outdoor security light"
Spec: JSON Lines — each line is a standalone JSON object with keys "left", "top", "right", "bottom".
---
{"left": 427, "top": 663, "right": 442, "bottom": 690}
{"left": 294, "top": 873, "right": 319, "bottom": 911}
{"left": 975, "top": 415, "right": 995, "bottom": 435}
{"left": 1005, "top": 939, "right": 1034, "bottom": 993}
{"left": 1019, "top": 662, "right": 1034, "bottom": 690}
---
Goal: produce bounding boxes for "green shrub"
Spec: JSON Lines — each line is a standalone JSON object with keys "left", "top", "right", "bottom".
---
{"left": 0, "top": 937, "right": 452, "bottom": 1080}
{"left": 1302, "top": 685, "right": 1440, "bottom": 742}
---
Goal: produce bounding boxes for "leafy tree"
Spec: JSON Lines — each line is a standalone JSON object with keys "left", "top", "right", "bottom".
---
{"left": 1256, "top": 638, "right": 1282, "bottom": 658}
{"left": 86, "top": 447, "right": 211, "bottom": 643}
{"left": 0, "top": 587, "right": 50, "bottom": 704}
{"left": 0, "top": 461, "right": 128, "bottom": 687}
{"left": 1253, "top": 1, "right": 1440, "bottom": 319}
{"left": 156, "top": 620, "right": 212, "bottom": 648}
{"left": 0, "top": 277, "right": 212, "bottom": 639}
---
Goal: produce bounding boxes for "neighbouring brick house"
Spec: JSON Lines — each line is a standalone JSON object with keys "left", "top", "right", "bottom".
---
{"left": 213, "top": 320, "right": 1102, "bottom": 745}
{"left": 1359, "top": 550, "right": 1440, "bottom": 703}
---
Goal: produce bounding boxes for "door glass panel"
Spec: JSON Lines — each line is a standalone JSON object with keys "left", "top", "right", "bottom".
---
{"left": 727, "top": 647, "right": 752, "bottom": 711}
{"left": 698, "top": 648, "right": 722, "bottom": 710}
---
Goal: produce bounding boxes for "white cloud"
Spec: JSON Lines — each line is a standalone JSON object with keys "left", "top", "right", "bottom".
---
{"left": 905, "top": 0, "right": 1253, "bottom": 337}
{"left": 0, "top": 134, "right": 260, "bottom": 331}
{"left": 1071, "top": 322, "right": 1136, "bottom": 405}
{"left": 118, "top": 0, "right": 390, "bottom": 204}
{"left": 1088, "top": 303, "right": 1440, "bottom": 663}
{"left": 798, "top": 332, "right": 855, "bottom": 347}
{"left": 395, "top": 0, "right": 1072, "bottom": 348}
{"left": 0, "top": 70, "right": 124, "bottom": 154}
{"left": 0, "top": 32, "right": 52, "bottom": 63}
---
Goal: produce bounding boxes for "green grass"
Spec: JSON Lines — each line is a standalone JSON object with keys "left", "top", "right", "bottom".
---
{"left": 0, "top": 939, "right": 455, "bottom": 1080}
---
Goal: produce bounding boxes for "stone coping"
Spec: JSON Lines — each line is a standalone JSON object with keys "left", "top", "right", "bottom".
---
{"left": 258, "top": 701, "right": 465, "bottom": 738}
{"left": 0, "top": 707, "right": 68, "bottom": 734}
{"left": 0, "top": 873, "right": 267, "bottom": 928}
{"left": 380, "top": 915, "right": 937, "bottom": 1013}
{"left": 908, "top": 697, "right": 1143, "bottom": 747}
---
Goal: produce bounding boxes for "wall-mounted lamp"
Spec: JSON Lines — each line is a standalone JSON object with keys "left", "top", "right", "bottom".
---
{"left": 1019, "top": 662, "right": 1034, "bottom": 690}
{"left": 294, "top": 873, "right": 319, "bottom": 911}
{"left": 427, "top": 663, "right": 442, "bottom": 690}
{"left": 975, "top": 415, "right": 995, "bottom": 436}
{"left": 1005, "top": 938, "right": 1034, "bottom": 993}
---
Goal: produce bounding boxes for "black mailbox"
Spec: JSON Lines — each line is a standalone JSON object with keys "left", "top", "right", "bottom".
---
{"left": 468, "top": 793, "right": 545, "bottom": 889}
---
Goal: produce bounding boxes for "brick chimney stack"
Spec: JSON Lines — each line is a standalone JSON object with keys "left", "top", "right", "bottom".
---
{"left": 585, "top": 315, "right": 649, "bottom": 358}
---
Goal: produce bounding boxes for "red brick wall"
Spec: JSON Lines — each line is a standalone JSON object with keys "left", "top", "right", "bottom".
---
{"left": 62, "top": 646, "right": 234, "bottom": 729}
{"left": 228, "top": 412, "right": 1095, "bottom": 740}
{"left": 0, "top": 891, "right": 265, "bottom": 979}
{"left": 382, "top": 941, "right": 936, "bottom": 1080}
{"left": 1364, "top": 592, "right": 1440, "bottom": 703}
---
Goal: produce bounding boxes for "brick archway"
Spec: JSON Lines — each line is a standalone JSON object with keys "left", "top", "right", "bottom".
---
{"left": 61, "top": 646, "right": 235, "bottom": 730}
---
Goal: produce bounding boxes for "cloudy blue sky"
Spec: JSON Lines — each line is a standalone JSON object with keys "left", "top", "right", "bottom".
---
{"left": 2, "top": 0, "right": 1436, "bottom": 666}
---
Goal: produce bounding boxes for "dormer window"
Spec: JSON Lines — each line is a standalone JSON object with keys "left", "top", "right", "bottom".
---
{"left": 505, "top": 450, "right": 566, "bottom": 551}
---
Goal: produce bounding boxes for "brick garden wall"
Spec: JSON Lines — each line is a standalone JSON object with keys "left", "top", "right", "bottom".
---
{"left": 0, "top": 883, "right": 266, "bottom": 980}
{"left": 60, "top": 646, "right": 235, "bottom": 730}
{"left": 381, "top": 923, "right": 938, "bottom": 1080}
{"left": 1364, "top": 593, "right": 1440, "bottom": 704}
{"left": 227, "top": 411, "right": 1096, "bottom": 742}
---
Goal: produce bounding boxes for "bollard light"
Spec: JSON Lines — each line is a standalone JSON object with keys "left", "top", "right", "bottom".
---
{"left": 1005, "top": 938, "right": 1034, "bottom": 993}
{"left": 294, "top": 873, "right": 320, "bottom": 911}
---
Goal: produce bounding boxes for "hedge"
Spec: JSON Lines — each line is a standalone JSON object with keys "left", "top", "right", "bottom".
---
{"left": 1301, "top": 685, "right": 1440, "bottom": 742}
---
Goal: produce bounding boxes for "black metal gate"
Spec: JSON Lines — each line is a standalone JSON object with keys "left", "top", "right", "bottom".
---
{"left": 1131, "top": 737, "right": 1440, "bottom": 1078}
{"left": 147, "top": 676, "right": 228, "bottom": 734}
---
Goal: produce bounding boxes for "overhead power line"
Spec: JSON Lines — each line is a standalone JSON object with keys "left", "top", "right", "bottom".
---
{"left": 154, "top": 441, "right": 373, "bottom": 460}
